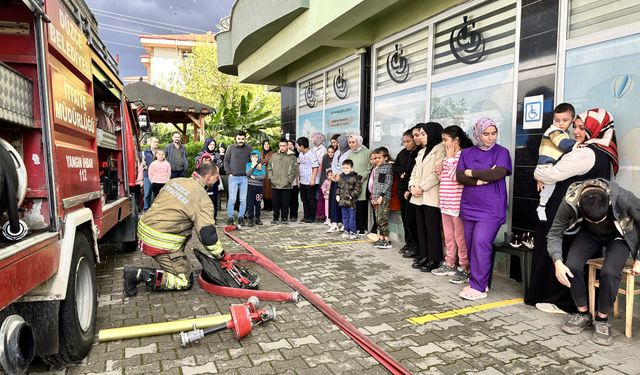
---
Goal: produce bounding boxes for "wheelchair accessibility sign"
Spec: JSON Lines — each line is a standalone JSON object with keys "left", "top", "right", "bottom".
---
{"left": 523, "top": 94, "right": 543, "bottom": 129}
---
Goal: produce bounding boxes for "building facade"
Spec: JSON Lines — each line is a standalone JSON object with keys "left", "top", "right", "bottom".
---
{"left": 216, "top": 0, "right": 640, "bottom": 237}
{"left": 131, "top": 33, "right": 215, "bottom": 87}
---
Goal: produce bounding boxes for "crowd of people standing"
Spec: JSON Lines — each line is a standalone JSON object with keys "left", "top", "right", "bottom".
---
{"left": 140, "top": 104, "right": 639, "bottom": 346}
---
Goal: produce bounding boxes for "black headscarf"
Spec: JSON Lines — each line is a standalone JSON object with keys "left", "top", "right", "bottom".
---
{"left": 417, "top": 122, "right": 443, "bottom": 158}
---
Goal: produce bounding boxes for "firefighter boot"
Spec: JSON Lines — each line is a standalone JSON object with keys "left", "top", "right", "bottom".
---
{"left": 123, "top": 267, "right": 159, "bottom": 296}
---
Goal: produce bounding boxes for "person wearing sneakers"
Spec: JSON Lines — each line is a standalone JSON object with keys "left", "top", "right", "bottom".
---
{"left": 321, "top": 169, "right": 333, "bottom": 226}
{"left": 549, "top": 179, "right": 640, "bottom": 346}
{"left": 336, "top": 159, "right": 362, "bottom": 240}
{"left": 245, "top": 150, "right": 266, "bottom": 227}
{"left": 432, "top": 126, "right": 473, "bottom": 284}
{"left": 369, "top": 147, "right": 394, "bottom": 249}
{"left": 224, "top": 131, "right": 254, "bottom": 226}
{"left": 393, "top": 129, "right": 420, "bottom": 256}
{"left": 455, "top": 118, "right": 512, "bottom": 301}
{"left": 267, "top": 139, "right": 298, "bottom": 225}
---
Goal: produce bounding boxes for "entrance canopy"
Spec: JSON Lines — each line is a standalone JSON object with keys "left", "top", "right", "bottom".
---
{"left": 124, "top": 80, "right": 215, "bottom": 141}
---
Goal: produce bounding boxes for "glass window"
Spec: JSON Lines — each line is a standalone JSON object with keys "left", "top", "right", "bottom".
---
{"left": 324, "top": 103, "right": 360, "bottom": 142}
{"left": 564, "top": 33, "right": 640, "bottom": 195}
{"left": 569, "top": 0, "right": 640, "bottom": 39}
{"left": 430, "top": 64, "right": 514, "bottom": 151}
{"left": 371, "top": 85, "right": 427, "bottom": 157}
{"left": 296, "top": 110, "right": 323, "bottom": 140}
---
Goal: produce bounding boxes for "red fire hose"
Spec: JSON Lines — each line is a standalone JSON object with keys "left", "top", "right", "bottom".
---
{"left": 197, "top": 252, "right": 299, "bottom": 302}
{"left": 220, "top": 225, "right": 411, "bottom": 375}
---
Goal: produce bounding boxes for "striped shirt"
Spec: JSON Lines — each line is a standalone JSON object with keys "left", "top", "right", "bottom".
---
{"left": 438, "top": 151, "right": 463, "bottom": 216}
{"left": 298, "top": 149, "right": 320, "bottom": 184}
{"left": 538, "top": 125, "right": 575, "bottom": 165}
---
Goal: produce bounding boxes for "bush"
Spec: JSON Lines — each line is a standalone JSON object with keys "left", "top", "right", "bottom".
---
{"left": 185, "top": 141, "right": 204, "bottom": 174}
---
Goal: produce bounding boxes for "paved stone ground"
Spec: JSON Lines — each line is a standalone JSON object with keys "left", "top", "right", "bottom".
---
{"left": 23, "top": 217, "right": 640, "bottom": 375}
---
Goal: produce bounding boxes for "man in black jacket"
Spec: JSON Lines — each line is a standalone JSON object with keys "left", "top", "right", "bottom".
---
{"left": 393, "top": 129, "right": 420, "bottom": 257}
{"left": 223, "top": 131, "right": 253, "bottom": 226}
{"left": 549, "top": 178, "right": 640, "bottom": 346}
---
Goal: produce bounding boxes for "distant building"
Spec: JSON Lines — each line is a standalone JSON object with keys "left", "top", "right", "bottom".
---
{"left": 136, "top": 33, "right": 215, "bottom": 88}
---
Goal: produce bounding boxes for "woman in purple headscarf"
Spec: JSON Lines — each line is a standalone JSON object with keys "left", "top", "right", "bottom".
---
{"left": 456, "top": 118, "right": 512, "bottom": 301}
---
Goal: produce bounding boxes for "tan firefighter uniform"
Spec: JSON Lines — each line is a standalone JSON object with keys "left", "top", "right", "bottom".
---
{"left": 137, "top": 176, "right": 223, "bottom": 290}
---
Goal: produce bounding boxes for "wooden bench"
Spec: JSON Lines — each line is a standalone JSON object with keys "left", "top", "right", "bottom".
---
{"left": 492, "top": 243, "right": 532, "bottom": 294}
{"left": 587, "top": 257, "right": 640, "bottom": 338}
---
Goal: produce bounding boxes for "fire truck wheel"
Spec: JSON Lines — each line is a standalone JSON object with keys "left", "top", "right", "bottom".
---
{"left": 42, "top": 232, "right": 97, "bottom": 365}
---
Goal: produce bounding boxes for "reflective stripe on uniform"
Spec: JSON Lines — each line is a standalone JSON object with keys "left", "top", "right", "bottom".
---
{"left": 204, "top": 239, "right": 224, "bottom": 257}
{"left": 137, "top": 221, "right": 186, "bottom": 251}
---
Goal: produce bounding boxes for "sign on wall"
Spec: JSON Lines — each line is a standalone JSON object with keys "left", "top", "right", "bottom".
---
{"left": 298, "top": 74, "right": 323, "bottom": 111}
{"left": 523, "top": 95, "right": 544, "bottom": 130}
{"left": 433, "top": 0, "right": 516, "bottom": 74}
{"left": 325, "top": 58, "right": 359, "bottom": 106}
{"left": 375, "top": 29, "right": 429, "bottom": 90}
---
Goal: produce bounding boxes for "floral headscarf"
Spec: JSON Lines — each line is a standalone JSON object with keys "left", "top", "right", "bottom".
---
{"left": 472, "top": 117, "right": 498, "bottom": 151}
{"left": 579, "top": 108, "right": 619, "bottom": 175}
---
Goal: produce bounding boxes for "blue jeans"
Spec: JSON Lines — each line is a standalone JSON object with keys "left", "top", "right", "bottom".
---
{"left": 341, "top": 206, "right": 356, "bottom": 233}
{"left": 227, "top": 175, "right": 248, "bottom": 219}
{"left": 143, "top": 173, "right": 153, "bottom": 210}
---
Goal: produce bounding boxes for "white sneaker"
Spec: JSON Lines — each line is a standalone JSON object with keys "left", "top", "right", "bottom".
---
{"left": 348, "top": 232, "right": 357, "bottom": 240}
{"left": 535, "top": 303, "right": 567, "bottom": 314}
{"left": 324, "top": 219, "right": 331, "bottom": 226}
{"left": 537, "top": 206, "right": 547, "bottom": 222}
{"left": 326, "top": 223, "right": 338, "bottom": 232}
{"left": 341, "top": 232, "right": 350, "bottom": 239}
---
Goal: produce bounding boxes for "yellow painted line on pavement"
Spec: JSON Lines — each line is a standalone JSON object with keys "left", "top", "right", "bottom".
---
{"left": 287, "top": 240, "right": 370, "bottom": 249}
{"left": 407, "top": 298, "right": 524, "bottom": 325}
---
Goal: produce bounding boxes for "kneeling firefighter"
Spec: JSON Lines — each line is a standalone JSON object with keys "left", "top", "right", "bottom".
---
{"left": 124, "top": 161, "right": 225, "bottom": 296}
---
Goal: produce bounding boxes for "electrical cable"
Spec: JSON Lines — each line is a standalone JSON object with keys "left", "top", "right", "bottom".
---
{"left": 92, "top": 10, "right": 207, "bottom": 33}
{"left": 100, "top": 26, "right": 143, "bottom": 37}
{"left": 102, "top": 40, "right": 146, "bottom": 50}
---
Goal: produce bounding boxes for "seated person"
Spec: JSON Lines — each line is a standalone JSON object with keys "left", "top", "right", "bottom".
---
{"left": 549, "top": 178, "right": 640, "bottom": 346}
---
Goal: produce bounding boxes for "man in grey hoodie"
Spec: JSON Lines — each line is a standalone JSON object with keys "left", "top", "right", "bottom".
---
{"left": 223, "top": 131, "right": 253, "bottom": 226}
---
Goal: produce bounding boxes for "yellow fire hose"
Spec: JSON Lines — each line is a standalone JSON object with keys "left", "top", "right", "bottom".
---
{"left": 98, "top": 314, "right": 231, "bottom": 342}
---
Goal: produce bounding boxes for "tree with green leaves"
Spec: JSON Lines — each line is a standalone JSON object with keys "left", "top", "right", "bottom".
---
{"left": 167, "top": 41, "right": 281, "bottom": 146}
{"left": 207, "top": 91, "right": 280, "bottom": 146}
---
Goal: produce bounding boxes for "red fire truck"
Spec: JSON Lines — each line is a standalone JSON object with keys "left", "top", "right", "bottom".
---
{"left": 0, "top": 0, "right": 142, "bottom": 372}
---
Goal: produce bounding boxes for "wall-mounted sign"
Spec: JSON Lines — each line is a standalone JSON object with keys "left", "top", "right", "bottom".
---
{"left": 304, "top": 82, "right": 317, "bottom": 108}
{"left": 449, "top": 16, "right": 485, "bottom": 64}
{"left": 333, "top": 68, "right": 349, "bottom": 100}
{"left": 50, "top": 59, "right": 96, "bottom": 137}
{"left": 434, "top": 0, "right": 516, "bottom": 74}
{"left": 523, "top": 94, "right": 543, "bottom": 130}
{"left": 386, "top": 44, "right": 410, "bottom": 83}
{"left": 47, "top": 0, "right": 92, "bottom": 80}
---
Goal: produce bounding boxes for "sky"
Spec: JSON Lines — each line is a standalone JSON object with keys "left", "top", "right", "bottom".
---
{"left": 85, "top": 0, "right": 235, "bottom": 78}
